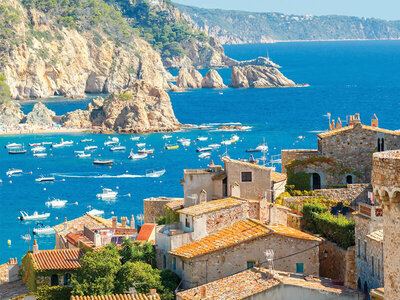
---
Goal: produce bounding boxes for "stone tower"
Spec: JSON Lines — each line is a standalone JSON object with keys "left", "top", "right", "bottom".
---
{"left": 372, "top": 150, "right": 400, "bottom": 299}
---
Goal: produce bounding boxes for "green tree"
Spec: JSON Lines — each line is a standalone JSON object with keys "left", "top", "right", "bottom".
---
{"left": 70, "top": 245, "right": 122, "bottom": 296}
{"left": 0, "top": 73, "right": 10, "bottom": 102}
{"left": 119, "top": 239, "right": 156, "bottom": 267}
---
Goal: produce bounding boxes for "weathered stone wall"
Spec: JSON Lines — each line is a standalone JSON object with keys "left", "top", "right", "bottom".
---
{"left": 176, "top": 233, "right": 320, "bottom": 289}
{"left": 205, "top": 203, "right": 249, "bottom": 235}
{"left": 315, "top": 184, "right": 372, "bottom": 206}
{"left": 281, "top": 149, "right": 320, "bottom": 174}
{"left": 287, "top": 213, "right": 302, "bottom": 230}
{"left": 345, "top": 246, "right": 357, "bottom": 289}
{"left": 264, "top": 203, "right": 291, "bottom": 226}
{"left": 143, "top": 197, "right": 183, "bottom": 223}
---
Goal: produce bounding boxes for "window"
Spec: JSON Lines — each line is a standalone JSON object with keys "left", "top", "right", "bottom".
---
{"left": 296, "top": 263, "right": 304, "bottom": 274}
{"left": 364, "top": 241, "right": 367, "bottom": 260}
{"left": 185, "top": 217, "right": 190, "bottom": 228}
{"left": 247, "top": 261, "right": 256, "bottom": 269}
{"left": 51, "top": 274, "right": 59, "bottom": 286}
{"left": 372, "top": 256, "right": 375, "bottom": 276}
{"left": 377, "top": 138, "right": 381, "bottom": 152}
{"left": 64, "top": 273, "right": 71, "bottom": 286}
{"left": 346, "top": 175, "right": 353, "bottom": 184}
{"left": 357, "top": 238, "right": 361, "bottom": 257}
{"left": 173, "top": 257, "right": 176, "bottom": 270}
{"left": 241, "top": 172, "right": 252, "bottom": 182}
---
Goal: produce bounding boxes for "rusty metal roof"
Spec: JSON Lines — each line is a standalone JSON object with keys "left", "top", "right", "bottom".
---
{"left": 177, "top": 197, "right": 244, "bottom": 216}
{"left": 29, "top": 249, "right": 83, "bottom": 271}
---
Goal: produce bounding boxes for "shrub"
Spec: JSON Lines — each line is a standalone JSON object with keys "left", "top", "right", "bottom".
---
{"left": 119, "top": 93, "right": 133, "bottom": 101}
{"left": 36, "top": 285, "right": 72, "bottom": 300}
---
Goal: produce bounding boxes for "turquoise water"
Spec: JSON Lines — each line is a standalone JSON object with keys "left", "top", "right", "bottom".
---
{"left": 1, "top": 40, "right": 400, "bottom": 261}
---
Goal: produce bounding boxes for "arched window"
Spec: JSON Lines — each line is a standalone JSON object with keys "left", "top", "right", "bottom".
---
{"left": 381, "top": 138, "right": 385, "bottom": 151}
{"left": 311, "top": 173, "right": 321, "bottom": 190}
{"left": 346, "top": 175, "right": 353, "bottom": 184}
{"left": 357, "top": 278, "right": 361, "bottom": 290}
{"left": 51, "top": 274, "right": 59, "bottom": 286}
{"left": 64, "top": 273, "right": 71, "bottom": 286}
{"left": 364, "top": 282, "right": 369, "bottom": 296}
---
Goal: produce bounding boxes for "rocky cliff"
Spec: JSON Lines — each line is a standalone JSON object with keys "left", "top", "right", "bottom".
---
{"left": 0, "top": 101, "right": 25, "bottom": 125}
{"left": 25, "top": 102, "right": 55, "bottom": 126}
{"left": 176, "top": 68, "right": 203, "bottom": 89}
{"left": 61, "top": 80, "right": 181, "bottom": 133}
{"left": 202, "top": 70, "right": 227, "bottom": 89}
{"left": 230, "top": 65, "right": 297, "bottom": 88}
{"left": 0, "top": 0, "right": 170, "bottom": 100}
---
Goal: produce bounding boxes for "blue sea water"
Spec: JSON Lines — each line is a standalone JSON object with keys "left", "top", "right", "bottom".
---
{"left": 1, "top": 40, "right": 400, "bottom": 261}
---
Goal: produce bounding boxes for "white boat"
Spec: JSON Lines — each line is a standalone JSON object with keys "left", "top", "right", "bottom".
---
{"left": 221, "top": 140, "right": 232, "bottom": 145}
{"left": 84, "top": 145, "right": 98, "bottom": 151}
{"left": 110, "top": 145, "right": 126, "bottom": 151}
{"left": 74, "top": 150, "right": 85, "bottom": 154}
{"left": 34, "top": 153, "right": 47, "bottom": 158}
{"left": 77, "top": 153, "right": 91, "bottom": 158}
{"left": 136, "top": 143, "right": 146, "bottom": 148}
{"left": 104, "top": 140, "right": 118, "bottom": 146}
{"left": 33, "top": 226, "right": 55, "bottom": 235}
{"left": 18, "top": 211, "right": 50, "bottom": 221}
{"left": 93, "top": 159, "right": 113, "bottom": 165}
{"left": 5, "top": 143, "right": 22, "bottom": 149}
{"left": 41, "top": 142, "right": 53, "bottom": 145}
{"left": 96, "top": 188, "right": 118, "bottom": 199}
{"left": 29, "top": 143, "right": 41, "bottom": 147}
{"left": 81, "top": 138, "right": 93, "bottom": 143}
{"left": 31, "top": 146, "right": 46, "bottom": 152}
{"left": 45, "top": 198, "right": 68, "bottom": 208}
{"left": 145, "top": 169, "right": 166, "bottom": 177}
{"left": 199, "top": 152, "right": 211, "bottom": 158}
{"left": 138, "top": 148, "right": 154, "bottom": 154}
{"left": 162, "top": 135, "right": 172, "bottom": 139}
{"left": 128, "top": 151, "right": 148, "bottom": 160}
{"left": 51, "top": 141, "right": 66, "bottom": 148}
{"left": 21, "top": 234, "right": 31, "bottom": 241}
{"left": 230, "top": 134, "right": 239, "bottom": 142}
{"left": 35, "top": 175, "right": 55, "bottom": 182}
{"left": 177, "top": 138, "right": 190, "bottom": 143}
{"left": 6, "top": 169, "right": 23, "bottom": 176}
{"left": 208, "top": 144, "right": 221, "bottom": 149}
{"left": 87, "top": 209, "right": 104, "bottom": 216}
{"left": 256, "top": 144, "right": 268, "bottom": 152}
{"left": 130, "top": 136, "right": 140, "bottom": 141}
{"left": 197, "top": 137, "right": 208, "bottom": 141}
{"left": 197, "top": 147, "right": 212, "bottom": 152}
{"left": 182, "top": 141, "right": 190, "bottom": 147}
{"left": 63, "top": 140, "right": 74, "bottom": 145}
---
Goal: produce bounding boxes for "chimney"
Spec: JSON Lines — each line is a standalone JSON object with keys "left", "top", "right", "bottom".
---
{"left": 121, "top": 217, "right": 127, "bottom": 227}
{"left": 94, "top": 231, "right": 101, "bottom": 247}
{"left": 200, "top": 286, "right": 207, "bottom": 298}
{"left": 150, "top": 289, "right": 157, "bottom": 296}
{"left": 130, "top": 215, "right": 135, "bottom": 229}
{"left": 112, "top": 216, "right": 117, "bottom": 228}
{"left": 33, "top": 240, "right": 39, "bottom": 254}
{"left": 15, "top": 258, "right": 17, "bottom": 264}
{"left": 249, "top": 154, "right": 256, "bottom": 164}
{"left": 9, "top": 258, "right": 13, "bottom": 264}
{"left": 349, "top": 115, "right": 354, "bottom": 126}
{"left": 64, "top": 217, "right": 68, "bottom": 230}
{"left": 371, "top": 114, "right": 378, "bottom": 127}
{"left": 353, "top": 113, "right": 361, "bottom": 128}
{"left": 336, "top": 117, "right": 342, "bottom": 129}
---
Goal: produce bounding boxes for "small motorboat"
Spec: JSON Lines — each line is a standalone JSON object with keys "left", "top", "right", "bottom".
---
{"left": 87, "top": 209, "right": 105, "bottom": 216}
{"left": 230, "top": 134, "right": 239, "bottom": 142}
{"left": 182, "top": 141, "right": 190, "bottom": 147}
{"left": 197, "top": 147, "right": 212, "bottom": 152}
{"left": 199, "top": 152, "right": 211, "bottom": 158}
{"left": 128, "top": 152, "right": 148, "bottom": 160}
{"left": 221, "top": 140, "right": 232, "bottom": 145}
{"left": 34, "top": 153, "right": 47, "bottom": 158}
{"left": 97, "top": 188, "right": 118, "bottom": 199}
{"left": 18, "top": 211, "right": 50, "bottom": 221}
{"left": 136, "top": 143, "right": 146, "bottom": 148}
{"left": 164, "top": 144, "right": 179, "bottom": 150}
{"left": 162, "top": 135, "right": 172, "bottom": 139}
{"left": 197, "top": 137, "right": 208, "bottom": 141}
{"left": 45, "top": 198, "right": 68, "bottom": 208}
{"left": 81, "top": 138, "right": 93, "bottom": 143}
{"left": 177, "top": 138, "right": 190, "bottom": 143}
{"left": 31, "top": 146, "right": 46, "bottom": 152}
{"left": 41, "top": 141, "right": 53, "bottom": 145}
{"left": 110, "top": 145, "right": 126, "bottom": 151}
{"left": 29, "top": 143, "right": 41, "bottom": 147}
{"left": 130, "top": 136, "right": 140, "bottom": 141}
{"left": 9, "top": 148, "right": 27, "bottom": 155}
{"left": 93, "top": 159, "right": 114, "bottom": 165}
{"left": 138, "top": 148, "right": 154, "bottom": 154}
{"left": 247, "top": 143, "right": 268, "bottom": 153}
{"left": 77, "top": 153, "right": 91, "bottom": 158}
{"left": 6, "top": 169, "right": 23, "bottom": 176}
{"left": 104, "top": 137, "right": 119, "bottom": 146}
{"left": 51, "top": 142, "right": 65, "bottom": 148}
{"left": 85, "top": 145, "right": 98, "bottom": 151}
{"left": 208, "top": 144, "right": 221, "bottom": 149}
{"left": 35, "top": 175, "right": 55, "bottom": 182}
{"left": 33, "top": 226, "right": 55, "bottom": 235}
{"left": 63, "top": 140, "right": 74, "bottom": 145}
{"left": 5, "top": 143, "right": 22, "bottom": 149}
{"left": 145, "top": 169, "right": 166, "bottom": 177}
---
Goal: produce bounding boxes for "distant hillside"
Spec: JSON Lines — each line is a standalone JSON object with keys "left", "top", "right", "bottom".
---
{"left": 175, "top": 3, "right": 400, "bottom": 44}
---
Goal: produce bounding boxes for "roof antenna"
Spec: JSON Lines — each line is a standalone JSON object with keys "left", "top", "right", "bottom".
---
{"left": 264, "top": 249, "right": 275, "bottom": 278}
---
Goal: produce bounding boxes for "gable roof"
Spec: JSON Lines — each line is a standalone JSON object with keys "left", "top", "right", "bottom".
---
{"left": 271, "top": 171, "right": 287, "bottom": 182}
{"left": 177, "top": 197, "right": 244, "bottom": 217}
{"left": 71, "top": 293, "right": 160, "bottom": 300}
{"left": 136, "top": 223, "right": 156, "bottom": 242}
{"left": 317, "top": 124, "right": 400, "bottom": 138}
{"left": 267, "top": 225, "right": 321, "bottom": 242}
{"left": 53, "top": 214, "right": 113, "bottom": 237}
{"left": 29, "top": 249, "right": 83, "bottom": 271}
{"left": 222, "top": 157, "right": 272, "bottom": 171}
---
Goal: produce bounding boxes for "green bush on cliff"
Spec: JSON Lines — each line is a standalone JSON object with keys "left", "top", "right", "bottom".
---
{"left": 0, "top": 73, "right": 11, "bottom": 103}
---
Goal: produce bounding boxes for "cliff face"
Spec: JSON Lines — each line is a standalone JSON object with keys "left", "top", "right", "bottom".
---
{"left": 61, "top": 80, "right": 181, "bottom": 133}
{"left": 0, "top": 0, "right": 170, "bottom": 100}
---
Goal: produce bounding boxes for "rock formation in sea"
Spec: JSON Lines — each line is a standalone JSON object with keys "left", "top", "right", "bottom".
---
{"left": 24, "top": 102, "right": 56, "bottom": 126}
{"left": 168, "top": 82, "right": 186, "bottom": 93}
{"left": 61, "top": 80, "right": 181, "bottom": 133}
{"left": 202, "top": 69, "right": 227, "bottom": 89}
{"left": 229, "top": 65, "right": 297, "bottom": 88}
{"left": 0, "top": 101, "right": 25, "bottom": 125}
{"left": 176, "top": 68, "right": 203, "bottom": 89}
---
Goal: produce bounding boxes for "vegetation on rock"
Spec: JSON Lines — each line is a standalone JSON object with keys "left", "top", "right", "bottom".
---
{"left": 0, "top": 73, "right": 11, "bottom": 102}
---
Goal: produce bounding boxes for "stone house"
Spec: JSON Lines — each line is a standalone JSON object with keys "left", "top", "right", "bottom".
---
{"left": 355, "top": 202, "right": 384, "bottom": 296}
{"left": 169, "top": 219, "right": 321, "bottom": 289}
{"left": 177, "top": 268, "right": 364, "bottom": 300}
{"left": 281, "top": 114, "right": 400, "bottom": 189}
{"left": 21, "top": 240, "right": 83, "bottom": 291}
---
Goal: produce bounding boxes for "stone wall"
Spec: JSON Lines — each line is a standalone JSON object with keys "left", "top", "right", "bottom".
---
{"left": 315, "top": 184, "right": 372, "bottom": 206}
{"left": 281, "top": 149, "right": 320, "bottom": 174}
{"left": 143, "top": 197, "right": 183, "bottom": 223}
{"left": 287, "top": 213, "right": 302, "bottom": 230}
{"left": 205, "top": 203, "right": 249, "bottom": 235}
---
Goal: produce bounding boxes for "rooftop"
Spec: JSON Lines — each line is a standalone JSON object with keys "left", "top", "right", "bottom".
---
{"left": 136, "top": 223, "right": 156, "bottom": 242}
{"left": 317, "top": 124, "right": 400, "bottom": 138}
{"left": 367, "top": 229, "right": 384, "bottom": 242}
{"left": 71, "top": 293, "right": 160, "bottom": 300}
{"left": 177, "top": 197, "right": 244, "bottom": 217}
{"left": 170, "top": 220, "right": 320, "bottom": 259}
{"left": 53, "top": 214, "right": 113, "bottom": 237}
{"left": 29, "top": 248, "right": 83, "bottom": 271}
{"left": 222, "top": 157, "right": 273, "bottom": 171}
{"left": 164, "top": 198, "right": 184, "bottom": 210}
{"left": 271, "top": 171, "right": 287, "bottom": 182}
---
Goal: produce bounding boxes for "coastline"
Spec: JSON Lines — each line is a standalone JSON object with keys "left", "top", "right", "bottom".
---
{"left": 0, "top": 127, "right": 90, "bottom": 136}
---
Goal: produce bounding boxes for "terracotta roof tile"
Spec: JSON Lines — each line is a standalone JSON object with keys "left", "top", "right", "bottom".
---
{"left": 223, "top": 157, "right": 273, "bottom": 171}
{"left": 271, "top": 171, "right": 287, "bottom": 182}
{"left": 266, "top": 225, "right": 321, "bottom": 242}
{"left": 30, "top": 249, "right": 83, "bottom": 271}
{"left": 136, "top": 224, "right": 156, "bottom": 242}
{"left": 169, "top": 219, "right": 271, "bottom": 258}
{"left": 65, "top": 232, "right": 83, "bottom": 247}
{"left": 53, "top": 214, "right": 113, "bottom": 238}
{"left": 177, "top": 198, "right": 244, "bottom": 216}
{"left": 71, "top": 293, "right": 160, "bottom": 300}
{"left": 164, "top": 199, "right": 184, "bottom": 210}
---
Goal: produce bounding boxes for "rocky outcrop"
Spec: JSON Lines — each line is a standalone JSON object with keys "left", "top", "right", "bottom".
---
{"left": 25, "top": 102, "right": 56, "bottom": 126}
{"left": 230, "top": 65, "right": 297, "bottom": 88}
{"left": 176, "top": 68, "right": 203, "bottom": 89}
{"left": 168, "top": 82, "right": 186, "bottom": 93}
{"left": 0, "top": 101, "right": 25, "bottom": 125}
{"left": 202, "top": 69, "right": 227, "bottom": 89}
{"left": 61, "top": 80, "right": 181, "bottom": 133}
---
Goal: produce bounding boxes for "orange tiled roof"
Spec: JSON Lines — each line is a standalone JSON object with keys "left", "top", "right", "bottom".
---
{"left": 271, "top": 171, "right": 287, "bottom": 182}
{"left": 177, "top": 198, "right": 244, "bottom": 216}
{"left": 266, "top": 224, "right": 321, "bottom": 242}
{"left": 71, "top": 293, "right": 160, "bottom": 300}
{"left": 136, "top": 224, "right": 156, "bottom": 242}
{"left": 53, "top": 214, "right": 113, "bottom": 237}
{"left": 169, "top": 219, "right": 271, "bottom": 258}
{"left": 317, "top": 124, "right": 400, "bottom": 138}
{"left": 30, "top": 249, "right": 83, "bottom": 271}
{"left": 65, "top": 232, "right": 83, "bottom": 247}
{"left": 164, "top": 198, "right": 184, "bottom": 210}
{"left": 222, "top": 157, "right": 273, "bottom": 171}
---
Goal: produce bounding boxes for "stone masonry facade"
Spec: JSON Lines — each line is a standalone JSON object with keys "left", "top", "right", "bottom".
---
{"left": 143, "top": 197, "right": 183, "bottom": 223}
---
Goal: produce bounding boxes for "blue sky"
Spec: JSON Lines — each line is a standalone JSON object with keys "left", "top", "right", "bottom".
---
{"left": 173, "top": 0, "right": 399, "bottom": 20}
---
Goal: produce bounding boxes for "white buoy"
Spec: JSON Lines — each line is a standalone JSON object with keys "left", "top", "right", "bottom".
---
{"left": 111, "top": 211, "right": 114, "bottom": 215}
